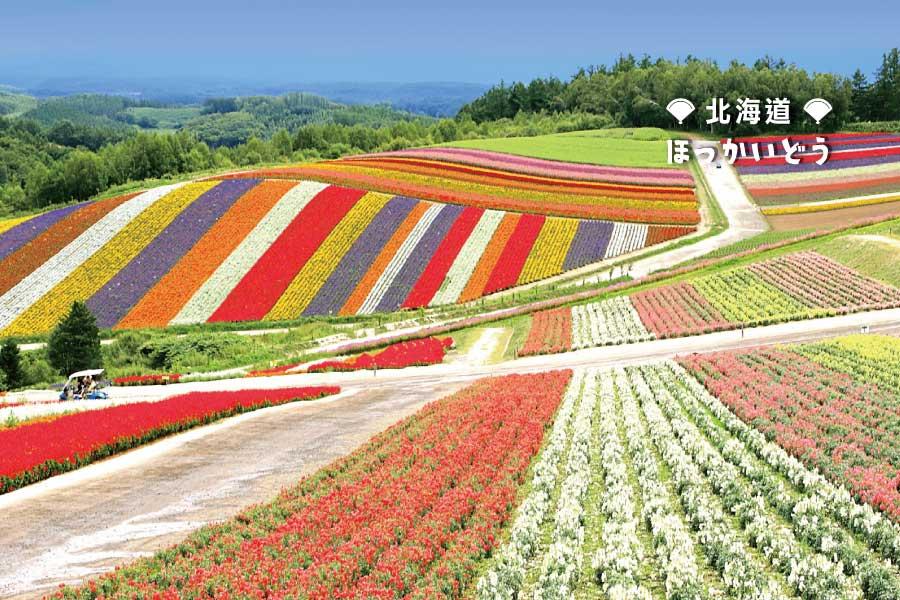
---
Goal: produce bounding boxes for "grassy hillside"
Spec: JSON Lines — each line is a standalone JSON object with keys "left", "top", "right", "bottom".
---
{"left": 441, "top": 128, "right": 678, "bottom": 168}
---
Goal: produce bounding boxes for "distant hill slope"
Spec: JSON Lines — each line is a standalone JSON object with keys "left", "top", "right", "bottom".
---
{"left": 15, "top": 92, "right": 427, "bottom": 147}
{"left": 0, "top": 90, "right": 38, "bottom": 118}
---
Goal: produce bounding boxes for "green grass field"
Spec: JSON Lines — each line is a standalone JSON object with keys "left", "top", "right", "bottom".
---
{"left": 816, "top": 229, "right": 900, "bottom": 288}
{"left": 442, "top": 127, "right": 679, "bottom": 169}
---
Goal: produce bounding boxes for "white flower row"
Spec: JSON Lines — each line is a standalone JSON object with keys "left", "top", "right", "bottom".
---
{"left": 650, "top": 362, "right": 900, "bottom": 593}
{"left": 591, "top": 373, "right": 652, "bottom": 599}
{"left": 571, "top": 296, "right": 654, "bottom": 349}
{"left": 626, "top": 367, "right": 782, "bottom": 598}
{"left": 0, "top": 184, "right": 183, "bottom": 330}
{"left": 358, "top": 203, "right": 442, "bottom": 314}
{"left": 475, "top": 370, "right": 585, "bottom": 600}
{"left": 429, "top": 209, "right": 504, "bottom": 307}
{"left": 636, "top": 366, "right": 862, "bottom": 600}
{"left": 604, "top": 222, "right": 648, "bottom": 259}
{"left": 533, "top": 371, "right": 598, "bottom": 599}
{"left": 616, "top": 368, "right": 707, "bottom": 600}
{"left": 668, "top": 361, "right": 900, "bottom": 582}
{"left": 171, "top": 181, "right": 325, "bottom": 325}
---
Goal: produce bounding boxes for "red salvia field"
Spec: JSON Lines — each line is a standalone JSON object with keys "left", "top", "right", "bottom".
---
{"left": 52, "top": 371, "right": 572, "bottom": 599}
{"left": 0, "top": 386, "right": 339, "bottom": 494}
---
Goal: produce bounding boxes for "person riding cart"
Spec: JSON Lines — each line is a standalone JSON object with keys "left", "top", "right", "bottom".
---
{"left": 60, "top": 369, "right": 109, "bottom": 401}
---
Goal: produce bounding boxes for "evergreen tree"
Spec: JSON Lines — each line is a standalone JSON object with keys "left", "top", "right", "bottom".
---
{"left": 850, "top": 69, "right": 872, "bottom": 121}
{"left": 47, "top": 301, "right": 102, "bottom": 376}
{"left": 873, "top": 48, "right": 900, "bottom": 120}
{"left": 0, "top": 338, "right": 23, "bottom": 390}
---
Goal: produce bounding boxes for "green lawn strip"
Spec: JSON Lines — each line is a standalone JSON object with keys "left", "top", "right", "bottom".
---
{"left": 694, "top": 229, "right": 814, "bottom": 261}
{"left": 503, "top": 314, "right": 532, "bottom": 360}
{"left": 441, "top": 128, "right": 681, "bottom": 169}
{"left": 446, "top": 327, "right": 485, "bottom": 358}
{"left": 816, "top": 234, "right": 900, "bottom": 288}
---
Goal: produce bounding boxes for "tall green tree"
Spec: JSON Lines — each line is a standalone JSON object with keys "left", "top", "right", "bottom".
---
{"left": 0, "top": 338, "right": 23, "bottom": 390}
{"left": 47, "top": 301, "right": 102, "bottom": 376}
{"left": 850, "top": 69, "right": 872, "bottom": 121}
{"left": 873, "top": 49, "right": 900, "bottom": 120}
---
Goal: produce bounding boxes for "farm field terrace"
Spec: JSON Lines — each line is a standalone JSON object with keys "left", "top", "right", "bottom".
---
{"left": 219, "top": 130, "right": 699, "bottom": 224}
{"left": 733, "top": 132, "right": 900, "bottom": 209}
{"left": 51, "top": 338, "right": 900, "bottom": 599}
{"left": 0, "top": 169, "right": 695, "bottom": 338}
{"left": 518, "top": 246, "right": 900, "bottom": 355}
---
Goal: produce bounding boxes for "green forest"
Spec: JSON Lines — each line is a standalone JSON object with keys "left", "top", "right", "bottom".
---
{"left": 459, "top": 50, "right": 900, "bottom": 131}
{"left": 2, "top": 51, "right": 899, "bottom": 217}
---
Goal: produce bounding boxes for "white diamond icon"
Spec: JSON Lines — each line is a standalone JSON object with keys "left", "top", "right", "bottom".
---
{"left": 666, "top": 98, "right": 696, "bottom": 124}
{"left": 804, "top": 98, "right": 833, "bottom": 124}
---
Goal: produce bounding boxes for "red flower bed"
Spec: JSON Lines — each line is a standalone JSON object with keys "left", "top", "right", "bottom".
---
{"left": 519, "top": 307, "right": 572, "bottom": 356}
{"left": 307, "top": 337, "right": 453, "bottom": 373}
{"left": 681, "top": 348, "right": 900, "bottom": 519}
{"left": 54, "top": 370, "right": 571, "bottom": 598}
{"left": 631, "top": 282, "right": 731, "bottom": 337}
{"left": 401, "top": 206, "right": 484, "bottom": 308}
{"left": 0, "top": 386, "right": 338, "bottom": 494}
{"left": 482, "top": 214, "right": 545, "bottom": 295}
{"left": 209, "top": 186, "right": 364, "bottom": 323}
{"left": 112, "top": 373, "right": 182, "bottom": 386}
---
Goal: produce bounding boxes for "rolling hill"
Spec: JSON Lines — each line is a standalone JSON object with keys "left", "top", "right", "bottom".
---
{"left": 0, "top": 147, "right": 696, "bottom": 336}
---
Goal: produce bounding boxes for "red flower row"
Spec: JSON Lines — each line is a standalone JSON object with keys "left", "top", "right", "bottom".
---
{"left": 0, "top": 386, "right": 339, "bottom": 493}
{"left": 111, "top": 373, "right": 182, "bottom": 386}
{"left": 307, "top": 337, "right": 453, "bottom": 373}
{"left": 54, "top": 370, "right": 572, "bottom": 598}
{"left": 518, "top": 307, "right": 572, "bottom": 356}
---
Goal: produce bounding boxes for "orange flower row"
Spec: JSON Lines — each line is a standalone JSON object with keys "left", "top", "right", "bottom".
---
{"left": 117, "top": 180, "right": 293, "bottom": 329}
{"left": 0, "top": 193, "right": 137, "bottom": 296}
{"left": 219, "top": 168, "right": 699, "bottom": 225}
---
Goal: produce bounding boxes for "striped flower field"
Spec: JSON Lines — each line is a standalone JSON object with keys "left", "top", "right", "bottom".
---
{"left": 219, "top": 147, "right": 699, "bottom": 224}
{"left": 520, "top": 250, "right": 900, "bottom": 355}
{"left": 734, "top": 132, "right": 900, "bottom": 207}
{"left": 0, "top": 171, "right": 694, "bottom": 336}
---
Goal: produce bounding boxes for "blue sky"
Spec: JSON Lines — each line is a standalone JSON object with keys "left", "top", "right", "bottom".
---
{"left": 1, "top": 0, "right": 898, "bottom": 85}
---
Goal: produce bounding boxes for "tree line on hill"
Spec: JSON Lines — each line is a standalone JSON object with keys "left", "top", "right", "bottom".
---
{"left": 2, "top": 51, "right": 899, "bottom": 216}
{"left": 458, "top": 50, "right": 900, "bottom": 132}
{"left": 0, "top": 110, "right": 608, "bottom": 215}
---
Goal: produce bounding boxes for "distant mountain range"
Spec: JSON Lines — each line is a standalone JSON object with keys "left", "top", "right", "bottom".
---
{"left": 12, "top": 78, "right": 490, "bottom": 117}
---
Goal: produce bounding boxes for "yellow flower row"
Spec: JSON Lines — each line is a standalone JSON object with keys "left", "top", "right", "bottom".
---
{"left": 761, "top": 193, "right": 900, "bottom": 215}
{"left": 828, "top": 334, "right": 900, "bottom": 363}
{"left": 0, "top": 215, "right": 33, "bottom": 236}
{"left": 4, "top": 182, "right": 215, "bottom": 336}
{"left": 308, "top": 163, "right": 694, "bottom": 212}
{"left": 517, "top": 217, "right": 579, "bottom": 285}
{"left": 266, "top": 192, "right": 391, "bottom": 320}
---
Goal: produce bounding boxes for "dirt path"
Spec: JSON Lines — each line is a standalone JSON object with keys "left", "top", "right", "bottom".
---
{"left": 0, "top": 381, "right": 466, "bottom": 599}
{"left": 451, "top": 327, "right": 506, "bottom": 366}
